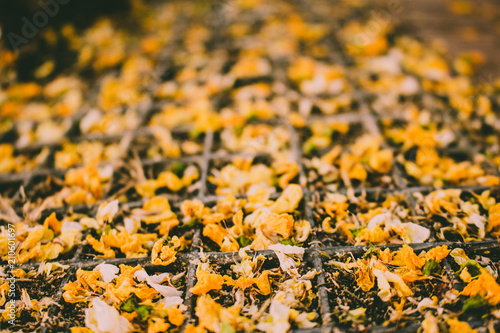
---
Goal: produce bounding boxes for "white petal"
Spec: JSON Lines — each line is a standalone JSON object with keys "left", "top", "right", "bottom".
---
{"left": 373, "top": 269, "right": 391, "bottom": 302}
{"left": 403, "top": 223, "right": 430, "bottom": 243}
{"left": 257, "top": 298, "right": 291, "bottom": 333}
{"left": 269, "top": 244, "right": 304, "bottom": 276}
{"left": 147, "top": 272, "right": 171, "bottom": 284}
{"left": 124, "top": 217, "right": 140, "bottom": 234}
{"left": 134, "top": 270, "right": 183, "bottom": 298}
{"left": 269, "top": 299, "right": 291, "bottom": 333}
{"left": 80, "top": 109, "right": 102, "bottom": 133}
{"left": 295, "top": 311, "right": 317, "bottom": 328}
{"left": 158, "top": 296, "right": 183, "bottom": 307}
{"left": 85, "top": 298, "right": 133, "bottom": 333}
{"left": 149, "top": 282, "right": 182, "bottom": 298}
{"left": 94, "top": 264, "right": 119, "bottom": 283}
{"left": 367, "top": 213, "right": 391, "bottom": 230}
{"left": 417, "top": 297, "right": 437, "bottom": 311}
{"left": 133, "top": 269, "right": 149, "bottom": 282}
{"left": 467, "top": 213, "right": 486, "bottom": 238}
{"left": 96, "top": 200, "right": 120, "bottom": 225}
{"left": 268, "top": 244, "right": 304, "bottom": 255}
{"left": 400, "top": 76, "right": 419, "bottom": 95}
{"left": 450, "top": 248, "right": 469, "bottom": 265}
{"left": 61, "top": 221, "right": 83, "bottom": 232}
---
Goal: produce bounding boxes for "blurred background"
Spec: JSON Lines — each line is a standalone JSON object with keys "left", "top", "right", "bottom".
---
{"left": 1, "top": 0, "right": 500, "bottom": 81}
{"left": 0, "top": 0, "right": 131, "bottom": 81}
{"left": 388, "top": 0, "right": 500, "bottom": 79}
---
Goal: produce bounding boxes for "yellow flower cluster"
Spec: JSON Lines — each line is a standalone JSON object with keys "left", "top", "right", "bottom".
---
{"left": 63, "top": 264, "right": 186, "bottom": 333}
{"left": 0, "top": 144, "right": 49, "bottom": 174}
{"left": 135, "top": 165, "right": 200, "bottom": 198}
{"left": 308, "top": 134, "right": 393, "bottom": 189}
{"left": 182, "top": 185, "right": 308, "bottom": 252}
{"left": 416, "top": 189, "right": 500, "bottom": 240}
{"left": 1, "top": 212, "right": 84, "bottom": 263}
{"left": 209, "top": 157, "right": 299, "bottom": 196}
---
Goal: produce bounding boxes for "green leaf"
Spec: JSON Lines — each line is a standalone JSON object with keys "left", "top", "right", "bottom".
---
{"left": 423, "top": 259, "right": 440, "bottom": 275}
{"left": 247, "top": 112, "right": 259, "bottom": 121}
{"left": 103, "top": 225, "right": 112, "bottom": 236}
{"left": 184, "top": 216, "right": 201, "bottom": 228}
{"left": 280, "top": 238, "right": 298, "bottom": 246}
{"left": 271, "top": 175, "right": 280, "bottom": 188}
{"left": 456, "top": 260, "right": 482, "bottom": 279}
{"left": 387, "top": 137, "right": 400, "bottom": 146}
{"left": 120, "top": 294, "right": 153, "bottom": 321}
{"left": 349, "top": 226, "right": 366, "bottom": 238}
{"left": 362, "top": 244, "right": 380, "bottom": 260}
{"left": 189, "top": 127, "right": 203, "bottom": 139}
{"left": 220, "top": 322, "right": 236, "bottom": 333}
{"left": 135, "top": 304, "right": 153, "bottom": 321}
{"left": 120, "top": 294, "right": 140, "bottom": 313}
{"left": 463, "top": 293, "right": 487, "bottom": 312}
{"left": 147, "top": 147, "right": 160, "bottom": 159}
{"left": 237, "top": 235, "right": 252, "bottom": 247}
{"left": 170, "top": 162, "right": 187, "bottom": 177}
{"left": 340, "top": 307, "right": 367, "bottom": 324}
{"left": 303, "top": 141, "right": 317, "bottom": 155}
{"left": 322, "top": 127, "right": 334, "bottom": 137}
{"left": 235, "top": 125, "right": 244, "bottom": 137}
